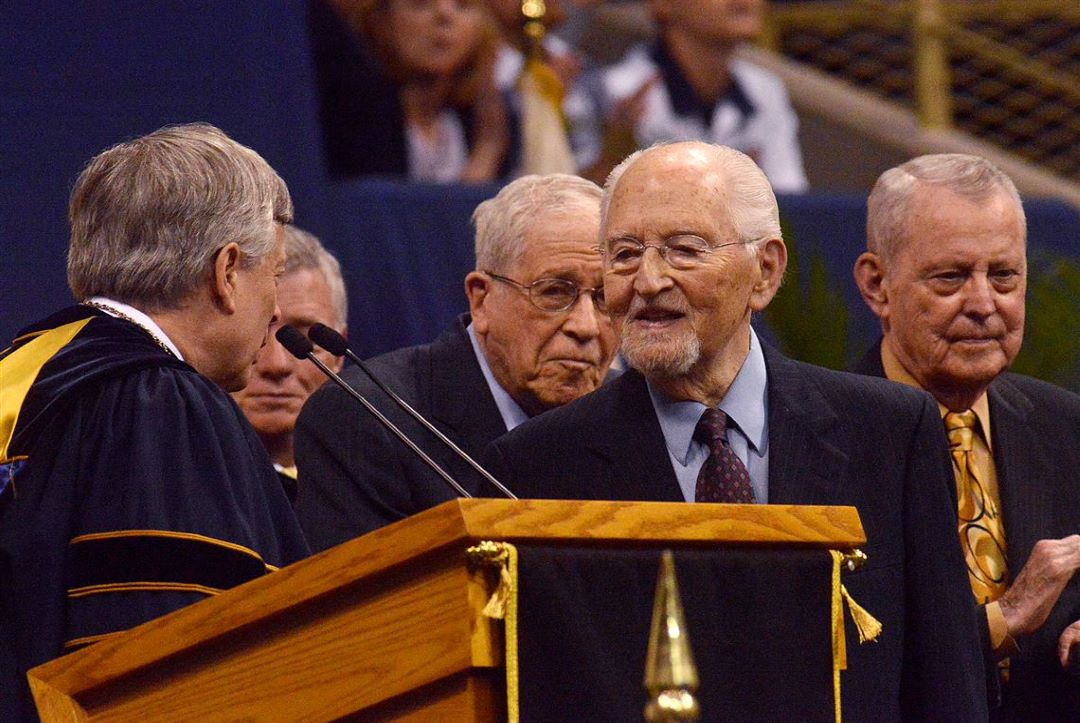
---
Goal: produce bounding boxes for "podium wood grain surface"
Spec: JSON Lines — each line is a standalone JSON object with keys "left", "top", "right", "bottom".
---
{"left": 28, "top": 499, "right": 864, "bottom": 721}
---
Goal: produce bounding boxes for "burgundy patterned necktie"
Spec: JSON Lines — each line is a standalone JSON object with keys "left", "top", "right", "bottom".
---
{"left": 694, "top": 408, "right": 754, "bottom": 503}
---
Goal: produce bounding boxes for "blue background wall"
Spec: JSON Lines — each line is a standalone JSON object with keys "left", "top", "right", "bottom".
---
{"left": 3, "top": 2, "right": 1079, "bottom": 383}
{"left": 1, "top": 1, "right": 329, "bottom": 344}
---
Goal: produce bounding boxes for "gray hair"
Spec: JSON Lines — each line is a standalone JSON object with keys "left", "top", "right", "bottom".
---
{"left": 282, "top": 225, "right": 349, "bottom": 328}
{"left": 471, "top": 174, "right": 603, "bottom": 273}
{"left": 867, "top": 153, "right": 1025, "bottom": 262}
{"left": 67, "top": 122, "right": 293, "bottom": 310}
{"left": 602, "top": 142, "right": 783, "bottom": 254}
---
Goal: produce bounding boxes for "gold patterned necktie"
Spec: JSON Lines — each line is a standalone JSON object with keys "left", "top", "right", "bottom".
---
{"left": 944, "top": 410, "right": 1008, "bottom": 603}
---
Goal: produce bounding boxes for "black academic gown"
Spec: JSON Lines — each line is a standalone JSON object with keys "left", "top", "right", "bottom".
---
{"left": 0, "top": 306, "right": 309, "bottom": 721}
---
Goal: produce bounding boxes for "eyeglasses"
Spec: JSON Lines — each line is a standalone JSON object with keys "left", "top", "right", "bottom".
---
{"left": 485, "top": 271, "right": 607, "bottom": 313}
{"left": 602, "top": 234, "right": 753, "bottom": 273}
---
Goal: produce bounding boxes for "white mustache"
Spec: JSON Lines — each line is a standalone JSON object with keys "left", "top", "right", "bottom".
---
{"left": 625, "top": 295, "right": 691, "bottom": 320}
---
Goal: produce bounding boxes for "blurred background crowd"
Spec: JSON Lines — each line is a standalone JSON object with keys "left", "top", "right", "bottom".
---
{"left": 3, "top": 0, "right": 1079, "bottom": 384}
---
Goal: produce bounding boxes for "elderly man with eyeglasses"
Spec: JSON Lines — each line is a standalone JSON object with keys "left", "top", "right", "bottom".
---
{"left": 479, "top": 142, "right": 987, "bottom": 720}
{"left": 294, "top": 174, "right": 616, "bottom": 550}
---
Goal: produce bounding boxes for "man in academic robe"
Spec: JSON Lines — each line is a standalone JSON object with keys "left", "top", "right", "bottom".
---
{"left": 852, "top": 153, "right": 1080, "bottom": 719}
{"left": 0, "top": 123, "right": 309, "bottom": 721}
{"left": 481, "top": 141, "right": 987, "bottom": 719}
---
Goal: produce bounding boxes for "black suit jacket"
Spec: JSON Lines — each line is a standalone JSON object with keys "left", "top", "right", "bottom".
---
{"left": 295, "top": 315, "right": 506, "bottom": 551}
{"left": 854, "top": 340, "right": 1080, "bottom": 720}
{"left": 483, "top": 344, "right": 988, "bottom": 721}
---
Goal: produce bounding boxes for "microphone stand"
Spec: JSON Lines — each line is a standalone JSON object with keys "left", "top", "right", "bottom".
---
{"left": 309, "top": 323, "right": 517, "bottom": 499}
{"left": 278, "top": 326, "right": 473, "bottom": 499}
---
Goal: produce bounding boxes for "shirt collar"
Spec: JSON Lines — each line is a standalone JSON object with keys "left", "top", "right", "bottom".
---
{"left": 649, "top": 39, "right": 756, "bottom": 130}
{"left": 467, "top": 322, "right": 529, "bottom": 432}
{"left": 648, "top": 327, "right": 769, "bottom": 464}
{"left": 880, "top": 338, "right": 992, "bottom": 451}
{"left": 86, "top": 296, "right": 184, "bottom": 360}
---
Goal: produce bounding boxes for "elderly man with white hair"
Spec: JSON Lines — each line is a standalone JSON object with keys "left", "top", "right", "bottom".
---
{"left": 295, "top": 173, "right": 617, "bottom": 550}
{"left": 481, "top": 141, "right": 986, "bottom": 720}
{"left": 0, "top": 123, "right": 309, "bottom": 720}
{"left": 853, "top": 153, "right": 1080, "bottom": 718}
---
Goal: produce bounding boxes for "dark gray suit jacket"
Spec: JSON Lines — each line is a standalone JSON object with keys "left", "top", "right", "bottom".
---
{"left": 295, "top": 315, "right": 505, "bottom": 551}
{"left": 854, "top": 340, "right": 1080, "bottom": 720}
{"left": 483, "top": 344, "right": 988, "bottom": 721}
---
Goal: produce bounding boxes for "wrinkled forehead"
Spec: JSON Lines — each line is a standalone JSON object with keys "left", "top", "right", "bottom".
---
{"left": 891, "top": 187, "right": 1027, "bottom": 265}
{"left": 515, "top": 206, "right": 604, "bottom": 273}
{"left": 604, "top": 168, "right": 732, "bottom": 239}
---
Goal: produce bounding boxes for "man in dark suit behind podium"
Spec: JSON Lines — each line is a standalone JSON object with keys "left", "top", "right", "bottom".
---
{"left": 294, "top": 174, "right": 617, "bottom": 550}
{"left": 482, "top": 142, "right": 987, "bottom": 720}
{"left": 852, "top": 153, "right": 1080, "bottom": 719}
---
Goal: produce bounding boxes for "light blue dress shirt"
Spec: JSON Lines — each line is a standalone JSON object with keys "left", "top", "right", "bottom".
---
{"left": 647, "top": 328, "right": 770, "bottom": 503}
{"left": 467, "top": 323, "right": 529, "bottom": 432}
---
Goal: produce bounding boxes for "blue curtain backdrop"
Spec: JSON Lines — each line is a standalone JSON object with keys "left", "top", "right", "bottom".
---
{"left": 1, "top": 1, "right": 328, "bottom": 343}
{"left": 3, "top": 3, "right": 1079, "bottom": 379}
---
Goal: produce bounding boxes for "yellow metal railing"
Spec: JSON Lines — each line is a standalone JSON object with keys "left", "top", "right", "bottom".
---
{"left": 764, "top": 0, "right": 1080, "bottom": 179}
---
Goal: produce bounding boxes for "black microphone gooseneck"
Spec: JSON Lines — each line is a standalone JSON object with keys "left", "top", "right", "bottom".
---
{"left": 308, "top": 323, "right": 517, "bottom": 499}
{"left": 275, "top": 325, "right": 474, "bottom": 499}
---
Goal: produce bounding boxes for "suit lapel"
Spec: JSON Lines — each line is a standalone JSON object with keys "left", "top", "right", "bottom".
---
{"left": 764, "top": 347, "right": 850, "bottom": 505}
{"left": 428, "top": 316, "right": 507, "bottom": 455}
{"left": 587, "top": 353, "right": 851, "bottom": 505}
{"left": 987, "top": 376, "right": 1040, "bottom": 560}
{"left": 588, "top": 370, "right": 684, "bottom": 502}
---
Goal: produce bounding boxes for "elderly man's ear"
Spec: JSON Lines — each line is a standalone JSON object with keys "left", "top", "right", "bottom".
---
{"left": 212, "top": 242, "right": 244, "bottom": 314}
{"left": 464, "top": 271, "right": 492, "bottom": 333}
{"left": 854, "top": 251, "right": 889, "bottom": 319}
{"left": 749, "top": 237, "right": 788, "bottom": 311}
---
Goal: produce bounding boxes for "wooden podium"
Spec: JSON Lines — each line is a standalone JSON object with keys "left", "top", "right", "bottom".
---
{"left": 28, "top": 499, "right": 864, "bottom": 722}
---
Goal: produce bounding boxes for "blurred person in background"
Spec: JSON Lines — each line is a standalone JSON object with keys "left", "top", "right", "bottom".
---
{"left": 311, "top": 0, "right": 511, "bottom": 181}
{"left": 591, "top": 0, "right": 807, "bottom": 191}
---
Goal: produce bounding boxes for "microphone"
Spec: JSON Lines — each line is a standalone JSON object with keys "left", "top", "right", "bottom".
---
{"left": 308, "top": 323, "right": 517, "bottom": 499}
{"left": 275, "top": 325, "right": 474, "bottom": 500}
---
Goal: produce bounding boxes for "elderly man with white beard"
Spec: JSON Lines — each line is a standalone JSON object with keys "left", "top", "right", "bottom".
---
{"left": 481, "top": 141, "right": 987, "bottom": 720}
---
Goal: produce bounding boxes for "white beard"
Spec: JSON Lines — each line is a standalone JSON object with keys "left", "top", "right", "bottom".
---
{"left": 620, "top": 319, "right": 701, "bottom": 377}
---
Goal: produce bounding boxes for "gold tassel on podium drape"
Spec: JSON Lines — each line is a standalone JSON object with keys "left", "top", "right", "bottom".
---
{"left": 468, "top": 540, "right": 520, "bottom": 723}
{"left": 829, "top": 549, "right": 881, "bottom": 723}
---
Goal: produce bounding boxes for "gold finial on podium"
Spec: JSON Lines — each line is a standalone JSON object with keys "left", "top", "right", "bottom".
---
{"left": 643, "top": 550, "right": 700, "bottom": 722}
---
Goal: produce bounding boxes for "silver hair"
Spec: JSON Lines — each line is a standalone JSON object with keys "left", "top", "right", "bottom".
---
{"left": 867, "top": 153, "right": 1026, "bottom": 262}
{"left": 282, "top": 225, "right": 349, "bottom": 329}
{"left": 601, "top": 142, "right": 783, "bottom": 256}
{"left": 471, "top": 173, "right": 603, "bottom": 273}
{"left": 67, "top": 122, "right": 293, "bottom": 310}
